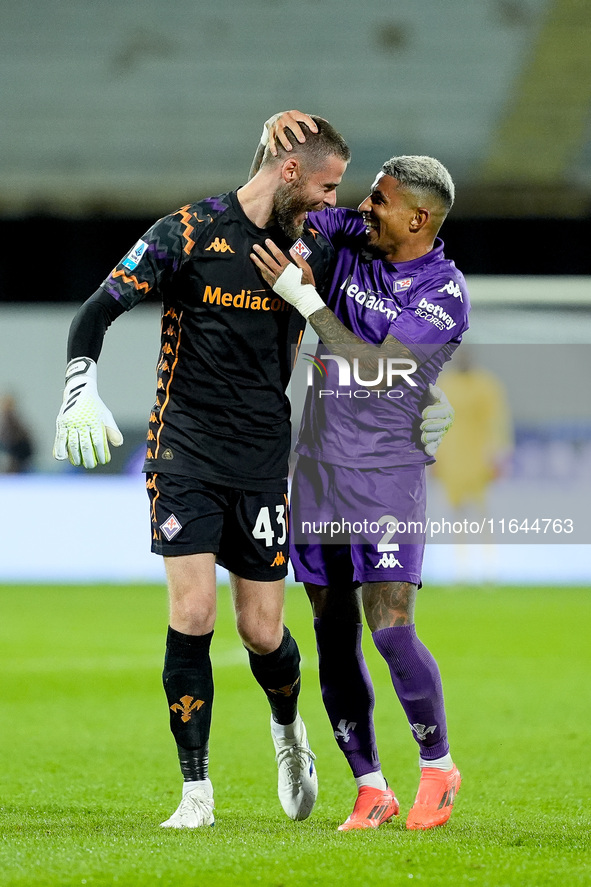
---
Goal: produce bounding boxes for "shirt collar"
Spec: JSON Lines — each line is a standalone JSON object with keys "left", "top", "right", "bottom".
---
{"left": 389, "top": 237, "right": 445, "bottom": 273}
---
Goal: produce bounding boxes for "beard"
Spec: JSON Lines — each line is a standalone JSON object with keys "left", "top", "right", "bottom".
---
{"left": 272, "top": 179, "right": 312, "bottom": 241}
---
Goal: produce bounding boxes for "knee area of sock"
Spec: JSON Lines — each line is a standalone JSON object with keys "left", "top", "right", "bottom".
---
{"left": 164, "top": 626, "right": 214, "bottom": 665}
{"left": 372, "top": 624, "right": 421, "bottom": 666}
{"left": 372, "top": 623, "right": 417, "bottom": 649}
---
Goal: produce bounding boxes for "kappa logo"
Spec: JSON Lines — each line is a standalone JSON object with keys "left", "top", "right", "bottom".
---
{"left": 411, "top": 723, "right": 437, "bottom": 741}
{"left": 270, "top": 551, "right": 286, "bottom": 567}
{"left": 122, "top": 239, "right": 148, "bottom": 271}
{"left": 437, "top": 279, "right": 464, "bottom": 302}
{"left": 160, "top": 513, "right": 182, "bottom": 540}
{"left": 205, "top": 237, "right": 235, "bottom": 253}
{"left": 170, "top": 695, "right": 205, "bottom": 723}
{"left": 291, "top": 238, "right": 312, "bottom": 260}
{"left": 375, "top": 553, "right": 403, "bottom": 569}
{"left": 334, "top": 719, "right": 357, "bottom": 744}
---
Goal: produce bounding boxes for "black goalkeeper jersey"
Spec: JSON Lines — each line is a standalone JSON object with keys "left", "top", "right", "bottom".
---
{"left": 100, "top": 190, "right": 334, "bottom": 490}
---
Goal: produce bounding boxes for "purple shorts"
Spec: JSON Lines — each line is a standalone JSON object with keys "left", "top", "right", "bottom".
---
{"left": 289, "top": 456, "right": 426, "bottom": 586}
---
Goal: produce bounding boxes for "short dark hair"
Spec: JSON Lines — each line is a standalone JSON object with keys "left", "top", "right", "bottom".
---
{"left": 263, "top": 115, "right": 351, "bottom": 171}
{"left": 381, "top": 155, "right": 455, "bottom": 214}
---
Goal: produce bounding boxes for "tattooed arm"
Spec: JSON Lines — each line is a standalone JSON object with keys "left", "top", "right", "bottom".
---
{"left": 308, "top": 307, "right": 419, "bottom": 376}
{"left": 251, "top": 239, "right": 421, "bottom": 379}
{"left": 251, "top": 239, "right": 454, "bottom": 449}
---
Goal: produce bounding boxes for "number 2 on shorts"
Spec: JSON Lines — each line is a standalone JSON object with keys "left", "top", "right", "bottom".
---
{"left": 377, "top": 514, "right": 400, "bottom": 553}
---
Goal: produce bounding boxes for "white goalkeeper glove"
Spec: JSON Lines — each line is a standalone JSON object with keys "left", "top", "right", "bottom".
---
{"left": 420, "top": 384, "right": 454, "bottom": 457}
{"left": 271, "top": 262, "right": 326, "bottom": 320}
{"left": 53, "top": 357, "right": 123, "bottom": 469}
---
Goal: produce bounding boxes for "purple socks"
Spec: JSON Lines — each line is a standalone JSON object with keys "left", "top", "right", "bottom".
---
{"left": 314, "top": 619, "right": 449, "bottom": 776}
{"left": 314, "top": 618, "right": 380, "bottom": 777}
{"left": 372, "top": 624, "right": 449, "bottom": 760}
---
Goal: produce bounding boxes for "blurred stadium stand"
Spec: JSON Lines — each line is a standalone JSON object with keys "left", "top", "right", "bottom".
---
{"left": 1, "top": 0, "right": 590, "bottom": 581}
{"left": 1, "top": 0, "right": 590, "bottom": 300}
{"left": 1, "top": 0, "right": 590, "bottom": 221}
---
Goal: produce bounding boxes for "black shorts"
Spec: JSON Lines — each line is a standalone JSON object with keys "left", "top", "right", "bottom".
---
{"left": 146, "top": 473, "right": 289, "bottom": 581}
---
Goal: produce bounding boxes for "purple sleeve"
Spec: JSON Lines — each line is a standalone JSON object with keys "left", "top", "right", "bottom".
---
{"left": 307, "top": 207, "right": 366, "bottom": 244}
{"left": 389, "top": 274, "right": 470, "bottom": 361}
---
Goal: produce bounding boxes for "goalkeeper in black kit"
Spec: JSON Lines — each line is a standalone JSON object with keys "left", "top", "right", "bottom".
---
{"left": 54, "top": 116, "right": 349, "bottom": 828}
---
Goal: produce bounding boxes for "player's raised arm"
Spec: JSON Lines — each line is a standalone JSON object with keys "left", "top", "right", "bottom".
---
{"left": 250, "top": 240, "right": 455, "bottom": 454}
{"left": 251, "top": 239, "right": 419, "bottom": 364}
{"left": 248, "top": 111, "right": 319, "bottom": 179}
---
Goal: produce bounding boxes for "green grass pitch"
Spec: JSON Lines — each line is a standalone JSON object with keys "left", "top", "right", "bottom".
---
{"left": 0, "top": 582, "right": 589, "bottom": 886}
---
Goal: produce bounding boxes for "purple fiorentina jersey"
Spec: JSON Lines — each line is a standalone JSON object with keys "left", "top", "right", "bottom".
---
{"left": 296, "top": 207, "right": 471, "bottom": 468}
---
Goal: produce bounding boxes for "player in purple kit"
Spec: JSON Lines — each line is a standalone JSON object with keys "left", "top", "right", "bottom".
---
{"left": 251, "top": 112, "right": 469, "bottom": 831}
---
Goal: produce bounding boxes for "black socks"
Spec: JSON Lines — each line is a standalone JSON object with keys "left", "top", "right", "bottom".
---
{"left": 247, "top": 626, "right": 301, "bottom": 725}
{"left": 163, "top": 626, "right": 214, "bottom": 781}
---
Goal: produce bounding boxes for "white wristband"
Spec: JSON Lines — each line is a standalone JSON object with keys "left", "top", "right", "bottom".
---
{"left": 272, "top": 263, "right": 326, "bottom": 320}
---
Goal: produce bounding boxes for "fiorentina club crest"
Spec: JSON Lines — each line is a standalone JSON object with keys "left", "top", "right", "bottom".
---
{"left": 395, "top": 277, "right": 413, "bottom": 293}
{"left": 160, "top": 513, "right": 182, "bottom": 541}
{"left": 291, "top": 238, "right": 312, "bottom": 260}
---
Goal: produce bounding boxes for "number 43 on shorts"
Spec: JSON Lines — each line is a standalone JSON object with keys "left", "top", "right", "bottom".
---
{"left": 252, "top": 505, "right": 287, "bottom": 547}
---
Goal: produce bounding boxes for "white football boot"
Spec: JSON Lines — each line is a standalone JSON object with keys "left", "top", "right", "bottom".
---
{"left": 271, "top": 714, "right": 318, "bottom": 821}
{"left": 160, "top": 778, "right": 215, "bottom": 828}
